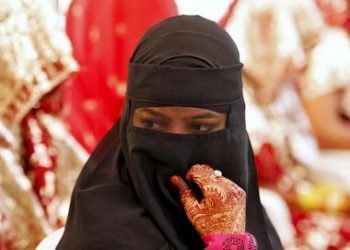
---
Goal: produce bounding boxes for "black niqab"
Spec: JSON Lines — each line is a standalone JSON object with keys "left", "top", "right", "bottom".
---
{"left": 57, "top": 15, "right": 282, "bottom": 250}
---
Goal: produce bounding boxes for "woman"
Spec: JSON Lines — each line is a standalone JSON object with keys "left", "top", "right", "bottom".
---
{"left": 223, "top": 1, "right": 350, "bottom": 248}
{"left": 0, "top": 0, "right": 85, "bottom": 248}
{"left": 57, "top": 15, "right": 282, "bottom": 249}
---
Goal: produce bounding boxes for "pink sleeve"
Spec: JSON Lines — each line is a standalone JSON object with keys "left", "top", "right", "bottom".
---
{"left": 202, "top": 233, "right": 257, "bottom": 250}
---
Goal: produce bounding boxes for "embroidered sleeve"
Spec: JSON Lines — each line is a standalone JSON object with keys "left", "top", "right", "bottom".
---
{"left": 203, "top": 233, "right": 257, "bottom": 250}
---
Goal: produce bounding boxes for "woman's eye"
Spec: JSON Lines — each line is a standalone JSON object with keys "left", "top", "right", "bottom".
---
{"left": 190, "top": 123, "right": 215, "bottom": 134}
{"left": 141, "top": 119, "right": 163, "bottom": 130}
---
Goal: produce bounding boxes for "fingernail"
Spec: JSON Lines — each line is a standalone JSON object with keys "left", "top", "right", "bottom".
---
{"left": 170, "top": 176, "right": 180, "bottom": 186}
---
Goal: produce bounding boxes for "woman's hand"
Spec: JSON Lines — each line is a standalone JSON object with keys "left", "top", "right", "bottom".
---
{"left": 171, "top": 164, "right": 246, "bottom": 237}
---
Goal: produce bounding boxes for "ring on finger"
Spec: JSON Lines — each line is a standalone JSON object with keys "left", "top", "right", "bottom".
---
{"left": 212, "top": 169, "right": 222, "bottom": 178}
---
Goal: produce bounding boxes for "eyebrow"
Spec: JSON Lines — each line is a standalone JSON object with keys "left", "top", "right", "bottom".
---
{"left": 184, "top": 113, "right": 220, "bottom": 120}
{"left": 137, "top": 108, "right": 170, "bottom": 119}
{"left": 137, "top": 108, "right": 221, "bottom": 120}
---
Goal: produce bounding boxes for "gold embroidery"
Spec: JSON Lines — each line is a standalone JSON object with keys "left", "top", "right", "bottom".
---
{"left": 71, "top": 3, "right": 84, "bottom": 18}
{"left": 107, "top": 74, "right": 119, "bottom": 89}
{"left": 84, "top": 132, "right": 97, "bottom": 148}
{"left": 83, "top": 99, "right": 99, "bottom": 112}
{"left": 89, "top": 25, "right": 100, "bottom": 43}
{"left": 116, "top": 82, "right": 126, "bottom": 96}
{"left": 115, "top": 22, "right": 127, "bottom": 36}
{"left": 0, "top": 0, "right": 77, "bottom": 125}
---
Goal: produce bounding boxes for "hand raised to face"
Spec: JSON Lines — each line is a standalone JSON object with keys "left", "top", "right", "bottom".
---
{"left": 171, "top": 164, "right": 246, "bottom": 237}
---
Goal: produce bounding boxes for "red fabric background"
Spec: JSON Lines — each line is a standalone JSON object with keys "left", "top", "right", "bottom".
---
{"left": 63, "top": 0, "right": 178, "bottom": 152}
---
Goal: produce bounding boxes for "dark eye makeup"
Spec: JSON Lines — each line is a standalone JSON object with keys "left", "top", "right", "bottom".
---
{"left": 132, "top": 107, "right": 226, "bottom": 135}
{"left": 140, "top": 118, "right": 166, "bottom": 131}
{"left": 187, "top": 122, "right": 219, "bottom": 134}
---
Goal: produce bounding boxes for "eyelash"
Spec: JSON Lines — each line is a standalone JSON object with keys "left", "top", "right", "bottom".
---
{"left": 141, "top": 118, "right": 165, "bottom": 130}
{"left": 189, "top": 123, "right": 216, "bottom": 134}
{"left": 140, "top": 118, "right": 219, "bottom": 134}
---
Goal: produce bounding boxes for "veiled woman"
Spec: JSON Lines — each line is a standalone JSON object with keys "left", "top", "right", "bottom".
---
{"left": 57, "top": 15, "right": 282, "bottom": 250}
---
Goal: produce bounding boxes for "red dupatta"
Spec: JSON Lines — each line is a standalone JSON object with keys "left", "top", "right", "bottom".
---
{"left": 63, "top": 0, "right": 177, "bottom": 152}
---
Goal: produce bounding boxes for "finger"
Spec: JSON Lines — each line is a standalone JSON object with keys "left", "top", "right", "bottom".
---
{"left": 185, "top": 164, "right": 213, "bottom": 180}
{"left": 181, "top": 188, "right": 199, "bottom": 212}
{"left": 216, "top": 177, "right": 246, "bottom": 202}
{"left": 170, "top": 175, "right": 189, "bottom": 195}
{"left": 219, "top": 175, "right": 245, "bottom": 195}
{"left": 185, "top": 164, "right": 214, "bottom": 193}
{"left": 186, "top": 165, "right": 243, "bottom": 200}
{"left": 170, "top": 175, "right": 199, "bottom": 210}
{"left": 232, "top": 184, "right": 246, "bottom": 200}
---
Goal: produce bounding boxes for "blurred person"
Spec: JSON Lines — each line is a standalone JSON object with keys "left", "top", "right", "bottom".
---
{"left": 300, "top": 0, "right": 350, "bottom": 149}
{"left": 294, "top": 0, "right": 350, "bottom": 192}
{"left": 0, "top": 122, "right": 51, "bottom": 250}
{"left": 0, "top": 0, "right": 87, "bottom": 248}
{"left": 224, "top": 0, "right": 350, "bottom": 248}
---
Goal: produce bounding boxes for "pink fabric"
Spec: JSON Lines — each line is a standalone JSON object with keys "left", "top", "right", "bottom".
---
{"left": 203, "top": 233, "right": 257, "bottom": 250}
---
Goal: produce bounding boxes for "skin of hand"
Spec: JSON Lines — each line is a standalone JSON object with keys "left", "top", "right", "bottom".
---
{"left": 170, "top": 164, "right": 246, "bottom": 237}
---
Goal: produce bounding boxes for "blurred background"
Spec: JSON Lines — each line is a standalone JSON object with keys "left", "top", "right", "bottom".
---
{"left": 0, "top": 0, "right": 350, "bottom": 249}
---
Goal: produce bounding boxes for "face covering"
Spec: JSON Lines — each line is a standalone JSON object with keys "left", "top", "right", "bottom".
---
{"left": 126, "top": 102, "right": 247, "bottom": 248}
{"left": 57, "top": 15, "right": 283, "bottom": 250}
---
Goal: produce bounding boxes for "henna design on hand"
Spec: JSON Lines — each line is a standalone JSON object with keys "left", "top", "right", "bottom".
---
{"left": 171, "top": 164, "right": 246, "bottom": 236}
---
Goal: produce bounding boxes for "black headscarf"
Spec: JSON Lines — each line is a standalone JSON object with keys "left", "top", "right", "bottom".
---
{"left": 57, "top": 15, "right": 282, "bottom": 250}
